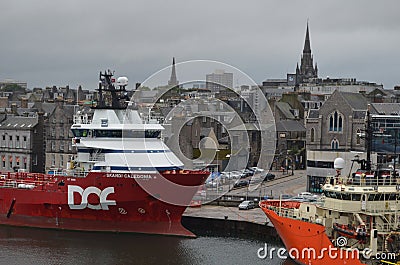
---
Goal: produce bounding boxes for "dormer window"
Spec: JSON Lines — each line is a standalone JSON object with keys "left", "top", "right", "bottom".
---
{"left": 329, "top": 111, "right": 343, "bottom": 132}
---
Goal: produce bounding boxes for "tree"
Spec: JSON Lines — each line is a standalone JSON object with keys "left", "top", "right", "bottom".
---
{"left": 1, "top": 84, "right": 25, "bottom": 93}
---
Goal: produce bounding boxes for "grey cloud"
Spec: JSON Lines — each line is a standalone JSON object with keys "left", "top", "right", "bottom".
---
{"left": 0, "top": 0, "right": 399, "bottom": 89}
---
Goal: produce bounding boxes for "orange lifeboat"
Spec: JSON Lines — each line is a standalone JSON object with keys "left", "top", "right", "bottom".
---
{"left": 333, "top": 223, "right": 369, "bottom": 241}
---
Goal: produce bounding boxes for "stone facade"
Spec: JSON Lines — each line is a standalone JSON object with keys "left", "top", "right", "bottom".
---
{"left": 306, "top": 90, "right": 367, "bottom": 152}
{"left": 305, "top": 91, "right": 370, "bottom": 192}
{"left": 0, "top": 114, "right": 45, "bottom": 173}
{"left": 42, "top": 101, "right": 76, "bottom": 171}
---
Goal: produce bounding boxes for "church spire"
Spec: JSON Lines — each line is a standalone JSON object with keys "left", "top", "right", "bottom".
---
{"left": 298, "top": 22, "right": 318, "bottom": 81}
{"left": 168, "top": 57, "right": 179, "bottom": 87}
{"left": 303, "top": 22, "right": 311, "bottom": 54}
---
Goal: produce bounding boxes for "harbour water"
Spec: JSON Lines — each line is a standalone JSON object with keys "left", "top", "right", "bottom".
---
{"left": 0, "top": 226, "right": 295, "bottom": 265}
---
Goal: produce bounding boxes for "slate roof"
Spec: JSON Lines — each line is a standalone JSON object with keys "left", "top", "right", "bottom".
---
{"left": 338, "top": 91, "right": 368, "bottom": 110}
{"left": 276, "top": 120, "right": 306, "bottom": 132}
{"left": 32, "top": 102, "right": 56, "bottom": 115}
{"left": 0, "top": 116, "right": 38, "bottom": 129}
{"left": 62, "top": 105, "right": 76, "bottom": 117}
{"left": 371, "top": 103, "right": 400, "bottom": 115}
{"left": 353, "top": 110, "right": 367, "bottom": 119}
{"left": 275, "top": 102, "right": 295, "bottom": 119}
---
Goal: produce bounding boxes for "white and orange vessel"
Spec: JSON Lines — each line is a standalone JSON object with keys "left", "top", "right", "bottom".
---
{"left": 260, "top": 157, "right": 400, "bottom": 264}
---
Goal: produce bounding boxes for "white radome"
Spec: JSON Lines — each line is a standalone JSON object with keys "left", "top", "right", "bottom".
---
{"left": 117, "top": 76, "right": 128, "bottom": 86}
{"left": 334, "top": 157, "right": 345, "bottom": 170}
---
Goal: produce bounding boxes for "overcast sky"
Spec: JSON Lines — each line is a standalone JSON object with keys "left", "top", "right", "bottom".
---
{"left": 1, "top": 0, "right": 399, "bottom": 90}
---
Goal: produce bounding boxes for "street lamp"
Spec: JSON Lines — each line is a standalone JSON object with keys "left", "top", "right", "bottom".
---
{"left": 394, "top": 129, "right": 398, "bottom": 178}
{"left": 216, "top": 149, "right": 220, "bottom": 173}
{"left": 226, "top": 154, "right": 231, "bottom": 190}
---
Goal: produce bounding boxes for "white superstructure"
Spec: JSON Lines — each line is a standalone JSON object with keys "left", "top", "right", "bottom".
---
{"left": 69, "top": 71, "right": 184, "bottom": 175}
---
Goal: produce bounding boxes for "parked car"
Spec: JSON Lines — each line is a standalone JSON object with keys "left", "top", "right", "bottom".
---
{"left": 249, "top": 167, "right": 264, "bottom": 173}
{"left": 280, "top": 194, "right": 292, "bottom": 200}
{"left": 238, "top": 200, "right": 255, "bottom": 210}
{"left": 243, "top": 169, "right": 254, "bottom": 177}
{"left": 263, "top": 173, "right": 275, "bottom": 181}
{"left": 298, "top": 192, "right": 319, "bottom": 200}
{"left": 239, "top": 172, "right": 248, "bottom": 179}
{"left": 205, "top": 181, "right": 218, "bottom": 188}
{"left": 233, "top": 179, "right": 249, "bottom": 188}
{"left": 298, "top": 192, "right": 313, "bottom": 197}
{"left": 289, "top": 196, "right": 308, "bottom": 202}
{"left": 229, "top": 172, "right": 241, "bottom": 180}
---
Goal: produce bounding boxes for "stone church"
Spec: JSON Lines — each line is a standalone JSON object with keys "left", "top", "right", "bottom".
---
{"left": 305, "top": 90, "right": 370, "bottom": 192}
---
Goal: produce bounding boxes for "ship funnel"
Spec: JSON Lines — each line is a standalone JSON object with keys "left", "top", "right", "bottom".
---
{"left": 334, "top": 157, "right": 345, "bottom": 170}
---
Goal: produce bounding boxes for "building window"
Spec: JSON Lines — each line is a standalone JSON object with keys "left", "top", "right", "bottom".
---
{"left": 331, "top": 139, "right": 339, "bottom": 150}
{"left": 2, "top": 156, "right": 5, "bottom": 168}
{"left": 329, "top": 111, "right": 343, "bottom": 132}
{"left": 310, "top": 128, "right": 315, "bottom": 142}
{"left": 16, "top": 156, "right": 20, "bottom": 166}
{"left": 23, "top": 136, "right": 27, "bottom": 148}
{"left": 60, "top": 155, "right": 64, "bottom": 167}
{"left": 356, "top": 129, "right": 361, "bottom": 145}
{"left": 9, "top": 135, "right": 13, "bottom": 148}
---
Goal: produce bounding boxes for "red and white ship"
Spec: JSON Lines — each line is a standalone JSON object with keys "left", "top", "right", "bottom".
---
{"left": 0, "top": 71, "right": 209, "bottom": 237}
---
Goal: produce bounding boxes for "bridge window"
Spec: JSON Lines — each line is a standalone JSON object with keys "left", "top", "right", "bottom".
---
{"left": 71, "top": 129, "right": 88, "bottom": 137}
{"left": 94, "top": 130, "right": 122, "bottom": 138}
{"left": 145, "top": 130, "right": 161, "bottom": 138}
{"left": 351, "top": 194, "right": 361, "bottom": 201}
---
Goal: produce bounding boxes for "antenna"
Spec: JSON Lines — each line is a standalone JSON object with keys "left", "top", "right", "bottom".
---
{"left": 95, "top": 70, "right": 130, "bottom": 109}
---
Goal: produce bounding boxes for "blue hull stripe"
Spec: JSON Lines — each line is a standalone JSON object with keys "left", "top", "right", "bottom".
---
{"left": 92, "top": 166, "right": 182, "bottom": 171}
{"left": 78, "top": 149, "right": 170, "bottom": 154}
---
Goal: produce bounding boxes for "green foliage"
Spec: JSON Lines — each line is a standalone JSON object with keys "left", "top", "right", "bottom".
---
{"left": 1, "top": 84, "right": 25, "bottom": 92}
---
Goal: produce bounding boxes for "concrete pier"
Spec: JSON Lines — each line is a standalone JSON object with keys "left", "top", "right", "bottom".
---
{"left": 182, "top": 170, "right": 307, "bottom": 240}
{"left": 184, "top": 205, "right": 270, "bottom": 225}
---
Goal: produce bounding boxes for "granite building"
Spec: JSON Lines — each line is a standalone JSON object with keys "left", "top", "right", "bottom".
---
{"left": 0, "top": 114, "right": 45, "bottom": 173}
{"left": 305, "top": 91, "right": 370, "bottom": 192}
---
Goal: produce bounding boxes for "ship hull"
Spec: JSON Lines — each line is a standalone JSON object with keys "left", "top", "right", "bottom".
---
{"left": 260, "top": 202, "right": 364, "bottom": 265}
{"left": 0, "top": 170, "right": 208, "bottom": 237}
